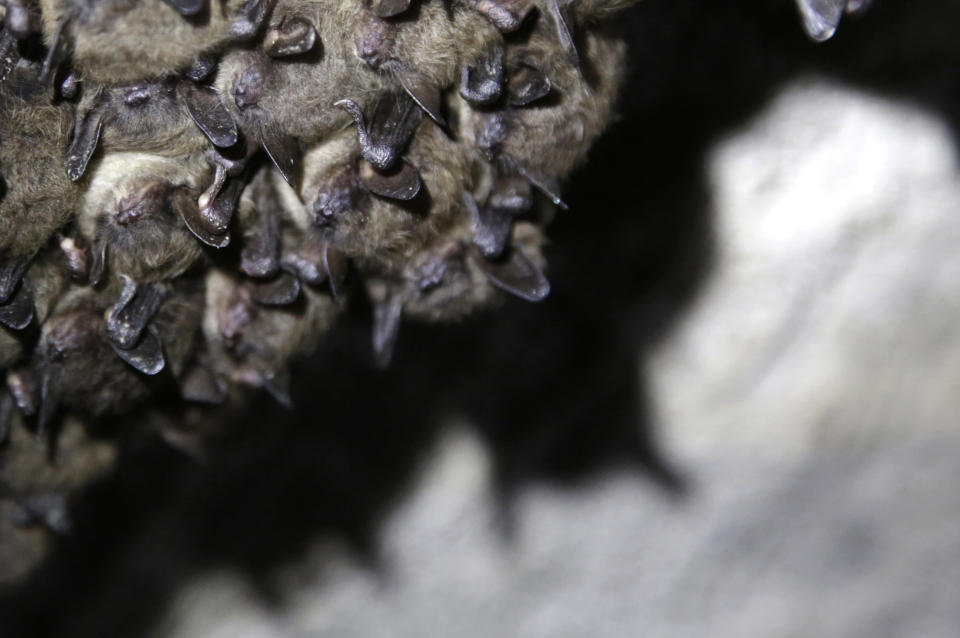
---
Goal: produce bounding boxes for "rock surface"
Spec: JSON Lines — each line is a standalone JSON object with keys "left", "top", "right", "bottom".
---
{"left": 152, "top": 79, "right": 960, "bottom": 638}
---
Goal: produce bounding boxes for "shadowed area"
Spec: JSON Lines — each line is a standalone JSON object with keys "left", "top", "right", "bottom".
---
{"left": 2, "top": 0, "right": 959, "bottom": 636}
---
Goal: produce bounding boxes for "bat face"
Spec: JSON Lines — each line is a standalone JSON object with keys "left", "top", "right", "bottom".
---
{"left": 77, "top": 152, "right": 209, "bottom": 282}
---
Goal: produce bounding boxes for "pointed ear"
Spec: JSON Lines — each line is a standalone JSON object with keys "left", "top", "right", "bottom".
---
{"left": 173, "top": 188, "right": 231, "bottom": 248}
{"left": 360, "top": 159, "right": 421, "bottom": 201}
{"left": 179, "top": 362, "right": 228, "bottom": 405}
{"left": 250, "top": 270, "right": 301, "bottom": 306}
{"left": 474, "top": 245, "right": 550, "bottom": 303}
{"left": 399, "top": 74, "right": 447, "bottom": 127}
{"left": 6, "top": 368, "right": 40, "bottom": 417}
{"left": 507, "top": 64, "right": 551, "bottom": 107}
{"left": 66, "top": 108, "right": 104, "bottom": 182}
{"left": 371, "top": 0, "right": 412, "bottom": 18}
{"left": 178, "top": 82, "right": 240, "bottom": 149}
{"left": 230, "top": 0, "right": 276, "bottom": 41}
{"left": 338, "top": 93, "right": 423, "bottom": 170}
{"left": 185, "top": 53, "right": 219, "bottom": 82}
{"left": 0, "top": 279, "right": 34, "bottom": 330}
{"left": 259, "top": 125, "right": 301, "bottom": 189}
{"left": 264, "top": 15, "right": 318, "bottom": 58}
{"left": 466, "top": 192, "right": 512, "bottom": 260}
{"left": 105, "top": 275, "right": 166, "bottom": 350}
{"left": 110, "top": 325, "right": 166, "bottom": 376}
{"left": 0, "top": 257, "right": 31, "bottom": 304}
{"left": 372, "top": 291, "right": 403, "bottom": 369}
{"left": 323, "top": 244, "right": 348, "bottom": 299}
{"left": 0, "top": 392, "right": 14, "bottom": 446}
{"left": 161, "top": 0, "right": 206, "bottom": 17}
{"left": 239, "top": 213, "right": 281, "bottom": 280}
{"left": 36, "top": 369, "right": 61, "bottom": 438}
{"left": 548, "top": 0, "right": 579, "bottom": 68}
{"left": 460, "top": 44, "right": 505, "bottom": 106}
{"left": 39, "top": 20, "right": 70, "bottom": 88}
{"left": 473, "top": 0, "right": 534, "bottom": 33}
{"left": 88, "top": 240, "right": 108, "bottom": 286}
{"left": 794, "top": 0, "right": 845, "bottom": 41}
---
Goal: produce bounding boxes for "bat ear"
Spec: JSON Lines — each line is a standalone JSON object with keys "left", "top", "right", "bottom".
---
{"left": 0, "top": 278, "right": 35, "bottom": 330}
{"left": 239, "top": 213, "right": 281, "bottom": 281}
{"left": 36, "top": 368, "right": 61, "bottom": 438}
{"left": 339, "top": 93, "right": 423, "bottom": 171}
{"left": 161, "top": 0, "right": 206, "bottom": 17}
{"left": 105, "top": 275, "right": 166, "bottom": 350}
{"left": 179, "top": 361, "right": 228, "bottom": 405}
{"left": 507, "top": 64, "right": 551, "bottom": 107}
{"left": 467, "top": 192, "right": 512, "bottom": 260}
{"left": 7, "top": 367, "right": 40, "bottom": 417}
{"left": 66, "top": 108, "right": 104, "bottom": 182}
{"left": 110, "top": 325, "right": 166, "bottom": 376}
{"left": 185, "top": 53, "right": 219, "bottom": 82}
{"left": 794, "top": 0, "right": 845, "bottom": 41}
{"left": 173, "top": 187, "right": 231, "bottom": 248}
{"left": 39, "top": 21, "right": 70, "bottom": 88}
{"left": 400, "top": 74, "right": 447, "bottom": 127}
{"left": 372, "top": 291, "right": 403, "bottom": 369}
{"left": 371, "top": 0, "right": 412, "bottom": 18}
{"left": 0, "top": 257, "right": 31, "bottom": 304}
{"left": 0, "top": 392, "right": 14, "bottom": 446}
{"left": 264, "top": 15, "right": 318, "bottom": 58}
{"left": 473, "top": 0, "right": 535, "bottom": 33}
{"left": 179, "top": 82, "right": 240, "bottom": 149}
{"left": 262, "top": 368, "right": 293, "bottom": 409}
{"left": 548, "top": 0, "right": 579, "bottom": 69}
{"left": 460, "top": 44, "right": 505, "bottom": 106}
{"left": 474, "top": 245, "right": 550, "bottom": 303}
{"left": 258, "top": 126, "right": 301, "bottom": 189}
{"left": 250, "top": 270, "right": 301, "bottom": 306}
{"left": 360, "top": 159, "right": 421, "bottom": 201}
{"left": 230, "top": 0, "right": 276, "bottom": 41}
{"left": 323, "top": 244, "right": 348, "bottom": 299}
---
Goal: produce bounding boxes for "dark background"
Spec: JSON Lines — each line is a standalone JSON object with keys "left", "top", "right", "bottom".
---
{"left": 2, "top": 1, "right": 958, "bottom": 635}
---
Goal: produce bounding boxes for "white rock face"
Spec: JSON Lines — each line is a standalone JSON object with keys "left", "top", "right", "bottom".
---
{"left": 156, "top": 79, "right": 960, "bottom": 638}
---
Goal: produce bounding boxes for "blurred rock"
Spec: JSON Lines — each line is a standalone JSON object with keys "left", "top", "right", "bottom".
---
{"left": 153, "top": 79, "right": 960, "bottom": 638}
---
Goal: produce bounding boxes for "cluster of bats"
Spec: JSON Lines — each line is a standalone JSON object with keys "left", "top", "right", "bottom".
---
{"left": 0, "top": 0, "right": 867, "bottom": 535}
{"left": 0, "top": 0, "right": 632, "bottom": 444}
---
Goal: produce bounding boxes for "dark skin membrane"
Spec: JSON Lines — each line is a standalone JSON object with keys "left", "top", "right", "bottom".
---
{"left": 459, "top": 43, "right": 504, "bottom": 106}
{"left": 230, "top": 0, "right": 277, "bottom": 41}
{"left": 250, "top": 269, "right": 300, "bottom": 306}
{"left": 178, "top": 82, "right": 240, "bottom": 149}
{"left": 466, "top": 192, "right": 512, "bottom": 260}
{"left": 506, "top": 64, "right": 551, "bottom": 106}
{"left": 264, "top": 15, "right": 317, "bottom": 58}
{"left": 372, "top": 289, "right": 402, "bottom": 369}
{"left": 473, "top": 0, "right": 534, "bottom": 33}
{"left": 161, "top": 0, "right": 206, "bottom": 18}
{"left": 548, "top": 0, "right": 579, "bottom": 68}
{"left": 66, "top": 108, "right": 103, "bottom": 182}
{"left": 110, "top": 325, "right": 165, "bottom": 376}
{"left": 473, "top": 244, "right": 550, "bottom": 302}
{"left": 336, "top": 92, "right": 423, "bottom": 171}
{"left": 399, "top": 73, "right": 446, "bottom": 127}
{"left": 105, "top": 275, "right": 166, "bottom": 350}
{"left": 0, "top": 279, "right": 34, "bottom": 330}
{"left": 360, "top": 159, "right": 421, "bottom": 201}
{"left": 370, "top": 0, "right": 412, "bottom": 19}
{"left": 179, "top": 360, "right": 228, "bottom": 405}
